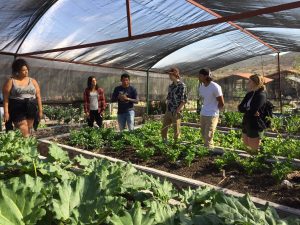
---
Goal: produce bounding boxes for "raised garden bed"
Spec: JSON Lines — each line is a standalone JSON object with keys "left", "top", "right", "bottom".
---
{"left": 26, "top": 115, "right": 162, "bottom": 139}
{"left": 3, "top": 131, "right": 299, "bottom": 224}
{"left": 39, "top": 132, "right": 300, "bottom": 214}
{"left": 182, "top": 122, "right": 300, "bottom": 140}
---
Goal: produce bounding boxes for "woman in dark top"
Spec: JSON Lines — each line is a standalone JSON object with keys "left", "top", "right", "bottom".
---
{"left": 83, "top": 76, "right": 106, "bottom": 127}
{"left": 238, "top": 74, "right": 266, "bottom": 153}
{"left": 2, "top": 58, "right": 43, "bottom": 137}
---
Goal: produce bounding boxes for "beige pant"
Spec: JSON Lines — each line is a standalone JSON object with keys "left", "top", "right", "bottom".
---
{"left": 200, "top": 115, "right": 219, "bottom": 148}
{"left": 161, "top": 111, "right": 181, "bottom": 141}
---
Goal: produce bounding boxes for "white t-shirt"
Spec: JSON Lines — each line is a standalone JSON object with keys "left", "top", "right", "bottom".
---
{"left": 89, "top": 92, "right": 99, "bottom": 111}
{"left": 199, "top": 81, "right": 223, "bottom": 116}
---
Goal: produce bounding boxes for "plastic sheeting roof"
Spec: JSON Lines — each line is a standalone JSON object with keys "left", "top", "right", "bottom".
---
{"left": 0, "top": 0, "right": 299, "bottom": 76}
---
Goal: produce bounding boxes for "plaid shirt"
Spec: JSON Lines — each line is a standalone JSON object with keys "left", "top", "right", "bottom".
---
{"left": 166, "top": 80, "right": 187, "bottom": 112}
{"left": 84, "top": 88, "right": 106, "bottom": 113}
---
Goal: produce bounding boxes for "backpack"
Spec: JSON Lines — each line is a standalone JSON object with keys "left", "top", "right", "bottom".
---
{"left": 259, "top": 100, "right": 274, "bottom": 128}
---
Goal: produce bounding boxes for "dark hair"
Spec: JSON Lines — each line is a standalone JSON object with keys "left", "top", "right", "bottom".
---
{"left": 121, "top": 73, "right": 130, "bottom": 80}
{"left": 199, "top": 68, "right": 213, "bottom": 82}
{"left": 12, "top": 58, "right": 29, "bottom": 75}
{"left": 87, "top": 76, "right": 98, "bottom": 90}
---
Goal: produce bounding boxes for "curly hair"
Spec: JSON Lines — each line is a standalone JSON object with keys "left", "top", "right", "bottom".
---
{"left": 11, "top": 58, "right": 29, "bottom": 75}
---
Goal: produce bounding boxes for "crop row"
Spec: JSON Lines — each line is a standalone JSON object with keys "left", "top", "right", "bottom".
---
{"left": 67, "top": 122, "right": 300, "bottom": 182}
{"left": 182, "top": 111, "right": 300, "bottom": 135}
{"left": 2, "top": 132, "right": 299, "bottom": 224}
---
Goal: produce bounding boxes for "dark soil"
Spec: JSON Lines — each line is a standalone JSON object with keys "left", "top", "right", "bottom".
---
{"left": 33, "top": 124, "right": 82, "bottom": 139}
{"left": 53, "top": 138, "right": 300, "bottom": 210}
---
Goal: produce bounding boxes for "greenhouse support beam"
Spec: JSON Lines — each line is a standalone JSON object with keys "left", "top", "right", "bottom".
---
{"left": 277, "top": 53, "right": 283, "bottom": 114}
{"left": 187, "top": 0, "right": 278, "bottom": 52}
{"left": 146, "top": 69, "right": 150, "bottom": 115}
{"left": 19, "top": 1, "right": 300, "bottom": 56}
{"left": 0, "top": 112, "right": 2, "bottom": 131}
{"left": 23, "top": 55, "right": 149, "bottom": 73}
{"left": 0, "top": 51, "right": 17, "bottom": 56}
{"left": 126, "top": 0, "right": 132, "bottom": 38}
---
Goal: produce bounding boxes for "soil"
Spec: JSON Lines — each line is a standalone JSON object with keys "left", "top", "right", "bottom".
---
{"left": 33, "top": 125, "right": 81, "bottom": 139}
{"left": 51, "top": 138, "right": 300, "bottom": 210}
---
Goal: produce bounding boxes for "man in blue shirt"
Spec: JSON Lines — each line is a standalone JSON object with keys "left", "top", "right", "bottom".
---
{"left": 111, "top": 73, "right": 138, "bottom": 131}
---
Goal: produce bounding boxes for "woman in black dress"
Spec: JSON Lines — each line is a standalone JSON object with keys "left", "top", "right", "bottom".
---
{"left": 238, "top": 74, "right": 266, "bottom": 154}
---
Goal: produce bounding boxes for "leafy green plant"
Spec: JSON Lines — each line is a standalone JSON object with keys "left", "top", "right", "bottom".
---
{"left": 214, "top": 151, "right": 240, "bottom": 170}
{"left": 271, "top": 160, "right": 294, "bottom": 182}
{"left": 1, "top": 131, "right": 299, "bottom": 225}
{"left": 219, "top": 111, "right": 243, "bottom": 128}
{"left": 239, "top": 154, "right": 270, "bottom": 175}
{"left": 43, "top": 105, "right": 84, "bottom": 124}
{"left": 69, "top": 127, "right": 104, "bottom": 150}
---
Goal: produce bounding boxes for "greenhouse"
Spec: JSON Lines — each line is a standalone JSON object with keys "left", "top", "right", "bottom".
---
{"left": 0, "top": 0, "right": 300, "bottom": 224}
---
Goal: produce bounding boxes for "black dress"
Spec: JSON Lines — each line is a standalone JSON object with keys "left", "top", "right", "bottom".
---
{"left": 238, "top": 88, "right": 267, "bottom": 135}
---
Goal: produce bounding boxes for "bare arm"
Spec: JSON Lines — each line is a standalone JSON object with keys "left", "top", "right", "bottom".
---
{"left": 176, "top": 101, "right": 186, "bottom": 114}
{"left": 2, "top": 79, "right": 12, "bottom": 122}
{"left": 216, "top": 95, "right": 224, "bottom": 110}
{"left": 126, "top": 97, "right": 139, "bottom": 103}
{"left": 32, "top": 79, "right": 43, "bottom": 119}
{"left": 123, "top": 87, "right": 139, "bottom": 104}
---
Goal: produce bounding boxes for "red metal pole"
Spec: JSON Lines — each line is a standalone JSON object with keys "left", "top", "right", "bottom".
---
{"left": 187, "top": 0, "right": 278, "bottom": 52}
{"left": 23, "top": 55, "right": 149, "bottom": 73}
{"left": 126, "top": 0, "right": 132, "bottom": 38}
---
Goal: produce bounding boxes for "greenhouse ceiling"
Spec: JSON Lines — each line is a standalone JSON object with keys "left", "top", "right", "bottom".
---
{"left": 0, "top": 0, "right": 300, "bottom": 76}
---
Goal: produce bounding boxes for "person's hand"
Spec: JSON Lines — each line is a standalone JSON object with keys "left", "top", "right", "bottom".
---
{"left": 4, "top": 112, "right": 9, "bottom": 122}
{"left": 123, "top": 95, "right": 129, "bottom": 101}
{"left": 118, "top": 94, "right": 125, "bottom": 101}
{"left": 254, "top": 111, "right": 260, "bottom": 116}
{"left": 85, "top": 112, "right": 90, "bottom": 118}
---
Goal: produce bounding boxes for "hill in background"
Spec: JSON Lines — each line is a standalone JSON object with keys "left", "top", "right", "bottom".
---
{"left": 214, "top": 52, "right": 300, "bottom": 78}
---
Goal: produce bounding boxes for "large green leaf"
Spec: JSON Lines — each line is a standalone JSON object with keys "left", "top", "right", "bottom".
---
{"left": 109, "top": 202, "right": 155, "bottom": 225}
{"left": 0, "top": 175, "right": 46, "bottom": 225}
{"left": 47, "top": 144, "right": 70, "bottom": 164}
{"left": 51, "top": 174, "right": 125, "bottom": 224}
{"left": 51, "top": 175, "right": 97, "bottom": 221}
{"left": 147, "top": 201, "right": 177, "bottom": 225}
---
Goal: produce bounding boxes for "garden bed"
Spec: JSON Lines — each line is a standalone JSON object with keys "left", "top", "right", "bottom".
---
{"left": 3, "top": 131, "right": 299, "bottom": 224}
{"left": 39, "top": 133, "right": 300, "bottom": 214}
{"left": 30, "top": 115, "right": 162, "bottom": 138}
{"left": 182, "top": 122, "right": 300, "bottom": 140}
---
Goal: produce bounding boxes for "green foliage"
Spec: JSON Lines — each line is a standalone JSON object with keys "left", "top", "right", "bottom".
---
{"left": 219, "top": 111, "right": 243, "bottom": 128}
{"left": 271, "top": 160, "right": 294, "bottom": 182}
{"left": 263, "top": 137, "right": 300, "bottom": 159}
{"left": 182, "top": 110, "right": 200, "bottom": 123}
{"left": 269, "top": 114, "right": 300, "bottom": 134}
{"left": 214, "top": 151, "right": 240, "bottom": 170}
{"left": 214, "top": 130, "right": 245, "bottom": 150}
{"left": 43, "top": 105, "right": 83, "bottom": 124}
{"left": 239, "top": 154, "right": 269, "bottom": 175}
{"left": 69, "top": 127, "right": 104, "bottom": 150}
{"left": 1, "top": 131, "right": 299, "bottom": 224}
{"left": 0, "top": 175, "right": 46, "bottom": 225}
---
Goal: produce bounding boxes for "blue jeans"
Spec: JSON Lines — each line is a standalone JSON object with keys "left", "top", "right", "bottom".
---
{"left": 117, "top": 110, "right": 135, "bottom": 131}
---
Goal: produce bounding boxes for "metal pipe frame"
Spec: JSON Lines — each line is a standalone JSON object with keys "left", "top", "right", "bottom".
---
{"left": 186, "top": 0, "right": 278, "bottom": 52}
{"left": 23, "top": 55, "right": 150, "bottom": 73}
{"left": 277, "top": 53, "right": 283, "bottom": 114}
{"left": 19, "top": 1, "right": 300, "bottom": 56}
{"left": 126, "top": 0, "right": 132, "bottom": 38}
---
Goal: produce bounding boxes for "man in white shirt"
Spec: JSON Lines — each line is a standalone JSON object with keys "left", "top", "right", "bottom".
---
{"left": 198, "top": 68, "right": 224, "bottom": 148}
